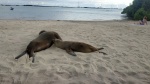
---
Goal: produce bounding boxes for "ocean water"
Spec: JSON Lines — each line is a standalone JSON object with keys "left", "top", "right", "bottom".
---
{"left": 0, "top": 6, "right": 125, "bottom": 21}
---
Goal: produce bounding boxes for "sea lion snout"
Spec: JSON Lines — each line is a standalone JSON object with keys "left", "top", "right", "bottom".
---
{"left": 39, "top": 30, "right": 46, "bottom": 35}
{"left": 53, "top": 39, "right": 62, "bottom": 44}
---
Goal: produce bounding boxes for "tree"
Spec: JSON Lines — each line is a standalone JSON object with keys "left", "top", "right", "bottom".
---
{"left": 142, "top": 0, "right": 150, "bottom": 11}
{"left": 121, "top": 5, "right": 134, "bottom": 18}
{"left": 134, "top": 8, "right": 146, "bottom": 20}
{"left": 121, "top": 0, "right": 150, "bottom": 20}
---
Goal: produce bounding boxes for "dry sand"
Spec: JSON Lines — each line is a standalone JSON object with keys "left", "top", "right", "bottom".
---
{"left": 0, "top": 20, "right": 150, "bottom": 84}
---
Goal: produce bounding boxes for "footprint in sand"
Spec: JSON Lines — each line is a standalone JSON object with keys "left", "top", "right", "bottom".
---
{"left": 0, "top": 64, "right": 12, "bottom": 73}
{"left": 13, "top": 71, "right": 30, "bottom": 83}
{"left": 97, "top": 66, "right": 108, "bottom": 72}
{"left": 126, "top": 72, "right": 140, "bottom": 79}
{"left": 56, "top": 71, "right": 71, "bottom": 79}
{"left": 138, "top": 62, "right": 150, "bottom": 71}
{"left": 0, "top": 74, "right": 13, "bottom": 84}
{"left": 114, "top": 71, "right": 127, "bottom": 78}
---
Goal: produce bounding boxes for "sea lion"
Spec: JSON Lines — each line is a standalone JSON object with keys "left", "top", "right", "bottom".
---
{"left": 15, "top": 30, "right": 62, "bottom": 63}
{"left": 53, "top": 39, "right": 107, "bottom": 56}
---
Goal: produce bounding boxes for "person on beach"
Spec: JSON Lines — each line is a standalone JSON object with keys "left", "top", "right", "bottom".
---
{"left": 139, "top": 16, "right": 148, "bottom": 25}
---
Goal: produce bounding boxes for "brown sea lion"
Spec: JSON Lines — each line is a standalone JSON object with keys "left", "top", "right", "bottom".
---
{"left": 15, "top": 30, "right": 62, "bottom": 63}
{"left": 53, "top": 39, "right": 107, "bottom": 56}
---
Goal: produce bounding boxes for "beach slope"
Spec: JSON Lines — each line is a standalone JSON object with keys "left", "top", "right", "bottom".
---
{"left": 0, "top": 20, "right": 150, "bottom": 84}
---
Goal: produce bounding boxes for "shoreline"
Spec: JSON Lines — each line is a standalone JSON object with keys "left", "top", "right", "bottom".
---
{"left": 0, "top": 19, "right": 130, "bottom": 22}
{"left": 0, "top": 5, "right": 122, "bottom": 9}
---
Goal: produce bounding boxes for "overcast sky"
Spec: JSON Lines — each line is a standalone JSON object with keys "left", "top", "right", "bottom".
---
{"left": 0, "top": 0, "right": 133, "bottom": 8}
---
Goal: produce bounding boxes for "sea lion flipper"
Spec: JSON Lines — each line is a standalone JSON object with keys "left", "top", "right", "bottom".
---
{"left": 66, "top": 48, "right": 77, "bottom": 56}
{"left": 32, "top": 55, "right": 35, "bottom": 63}
{"left": 98, "top": 48, "right": 107, "bottom": 55}
{"left": 29, "top": 54, "right": 35, "bottom": 63}
{"left": 29, "top": 52, "right": 35, "bottom": 63}
{"left": 98, "top": 48, "right": 104, "bottom": 50}
{"left": 99, "top": 51, "right": 107, "bottom": 55}
{"left": 15, "top": 51, "right": 26, "bottom": 59}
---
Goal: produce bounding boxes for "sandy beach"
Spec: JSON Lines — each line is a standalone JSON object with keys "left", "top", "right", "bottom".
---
{"left": 0, "top": 20, "right": 150, "bottom": 84}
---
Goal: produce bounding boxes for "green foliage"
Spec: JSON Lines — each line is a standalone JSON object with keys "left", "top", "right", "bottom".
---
{"left": 145, "top": 11, "right": 150, "bottom": 21}
{"left": 132, "top": 0, "right": 143, "bottom": 9}
{"left": 132, "top": 0, "right": 143, "bottom": 14}
{"left": 134, "top": 8, "right": 146, "bottom": 20}
{"left": 143, "top": 0, "right": 150, "bottom": 11}
{"left": 122, "top": 5, "right": 134, "bottom": 18}
{"left": 122, "top": 0, "right": 150, "bottom": 21}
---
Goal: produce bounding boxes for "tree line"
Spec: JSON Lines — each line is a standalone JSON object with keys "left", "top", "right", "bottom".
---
{"left": 122, "top": 0, "right": 150, "bottom": 20}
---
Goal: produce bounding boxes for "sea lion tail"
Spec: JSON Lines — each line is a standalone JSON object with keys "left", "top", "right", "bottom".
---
{"left": 97, "top": 47, "right": 104, "bottom": 50}
{"left": 97, "top": 47, "right": 107, "bottom": 55}
{"left": 15, "top": 50, "right": 27, "bottom": 59}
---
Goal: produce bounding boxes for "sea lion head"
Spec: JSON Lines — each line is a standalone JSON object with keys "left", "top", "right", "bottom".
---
{"left": 39, "top": 30, "right": 46, "bottom": 35}
{"left": 53, "top": 39, "right": 62, "bottom": 45}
